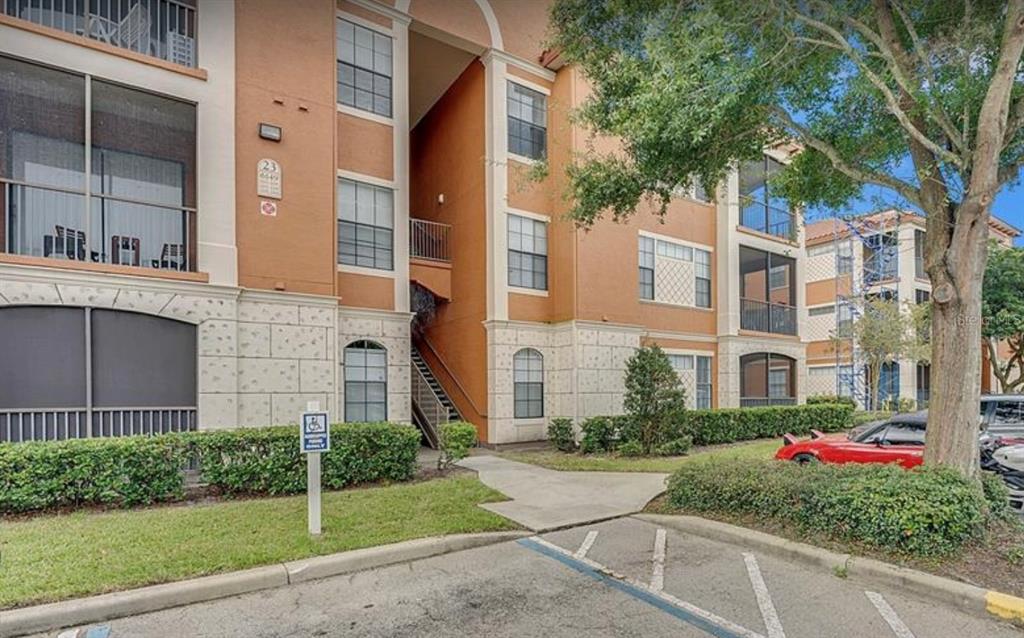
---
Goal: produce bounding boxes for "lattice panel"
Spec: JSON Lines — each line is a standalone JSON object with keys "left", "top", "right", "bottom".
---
{"left": 655, "top": 257, "right": 695, "bottom": 306}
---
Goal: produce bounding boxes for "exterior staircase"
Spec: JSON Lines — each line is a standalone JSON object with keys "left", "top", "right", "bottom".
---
{"left": 411, "top": 346, "right": 461, "bottom": 448}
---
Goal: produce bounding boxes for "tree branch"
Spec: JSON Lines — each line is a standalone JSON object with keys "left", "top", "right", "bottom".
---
{"left": 770, "top": 105, "right": 922, "bottom": 205}
{"left": 782, "top": 1, "right": 963, "bottom": 168}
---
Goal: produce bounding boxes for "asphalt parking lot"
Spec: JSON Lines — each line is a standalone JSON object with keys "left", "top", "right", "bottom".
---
{"left": 34, "top": 517, "right": 1023, "bottom": 638}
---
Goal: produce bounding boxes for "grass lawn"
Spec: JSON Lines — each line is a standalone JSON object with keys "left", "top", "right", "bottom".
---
{"left": 0, "top": 476, "right": 517, "bottom": 609}
{"left": 500, "top": 437, "right": 781, "bottom": 473}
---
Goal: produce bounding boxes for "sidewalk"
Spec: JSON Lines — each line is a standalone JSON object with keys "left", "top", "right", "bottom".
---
{"left": 458, "top": 455, "right": 668, "bottom": 531}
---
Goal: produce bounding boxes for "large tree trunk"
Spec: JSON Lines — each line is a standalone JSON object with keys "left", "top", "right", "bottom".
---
{"left": 923, "top": 202, "right": 990, "bottom": 478}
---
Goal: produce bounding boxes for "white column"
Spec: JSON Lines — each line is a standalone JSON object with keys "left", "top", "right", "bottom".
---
{"left": 391, "top": 17, "right": 411, "bottom": 312}
{"left": 483, "top": 52, "right": 509, "bottom": 322}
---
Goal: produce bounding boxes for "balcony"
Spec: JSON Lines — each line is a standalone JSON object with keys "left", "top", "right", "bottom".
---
{"left": 3, "top": 182, "right": 196, "bottom": 272}
{"left": 740, "top": 298, "right": 797, "bottom": 335}
{"left": 3, "top": 0, "right": 197, "bottom": 67}
{"left": 741, "top": 203, "right": 796, "bottom": 241}
{"left": 409, "top": 218, "right": 452, "bottom": 301}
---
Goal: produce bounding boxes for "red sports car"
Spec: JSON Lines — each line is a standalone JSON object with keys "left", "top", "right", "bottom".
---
{"left": 775, "top": 412, "right": 926, "bottom": 468}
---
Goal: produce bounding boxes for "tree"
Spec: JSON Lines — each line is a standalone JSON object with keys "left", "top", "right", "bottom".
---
{"left": 850, "top": 297, "right": 929, "bottom": 410}
{"left": 550, "top": 0, "right": 1024, "bottom": 477}
{"left": 982, "top": 245, "right": 1024, "bottom": 391}
{"left": 622, "top": 345, "right": 687, "bottom": 455}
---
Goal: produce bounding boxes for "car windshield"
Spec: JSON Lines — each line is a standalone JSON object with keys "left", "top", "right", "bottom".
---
{"left": 852, "top": 420, "right": 926, "bottom": 445}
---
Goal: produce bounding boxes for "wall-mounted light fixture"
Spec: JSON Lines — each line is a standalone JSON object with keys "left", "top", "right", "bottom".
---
{"left": 259, "top": 123, "right": 282, "bottom": 142}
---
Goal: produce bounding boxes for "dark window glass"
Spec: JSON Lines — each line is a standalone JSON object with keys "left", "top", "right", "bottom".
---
{"left": 740, "top": 353, "right": 795, "bottom": 406}
{"left": 513, "top": 348, "right": 544, "bottom": 418}
{"left": 992, "top": 402, "right": 1022, "bottom": 426}
{"left": 881, "top": 421, "right": 926, "bottom": 445}
{"left": 337, "top": 19, "right": 392, "bottom": 117}
{"left": 508, "top": 214, "right": 547, "bottom": 291}
{"left": 507, "top": 82, "right": 547, "bottom": 159}
{"left": 338, "top": 178, "right": 394, "bottom": 270}
{"left": 638, "top": 236, "right": 655, "bottom": 300}
{"left": 344, "top": 340, "right": 387, "bottom": 422}
{"left": 738, "top": 156, "right": 791, "bottom": 239}
{"left": 0, "top": 306, "right": 86, "bottom": 409}
{"left": 696, "top": 356, "right": 712, "bottom": 409}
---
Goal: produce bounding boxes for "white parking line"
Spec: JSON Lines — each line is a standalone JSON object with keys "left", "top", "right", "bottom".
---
{"left": 651, "top": 528, "right": 667, "bottom": 592}
{"left": 865, "top": 591, "right": 916, "bottom": 638}
{"left": 574, "top": 530, "right": 599, "bottom": 559}
{"left": 743, "top": 553, "right": 786, "bottom": 638}
{"left": 524, "top": 536, "right": 766, "bottom": 638}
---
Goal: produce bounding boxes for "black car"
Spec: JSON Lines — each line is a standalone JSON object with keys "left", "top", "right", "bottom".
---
{"left": 848, "top": 395, "right": 1024, "bottom": 440}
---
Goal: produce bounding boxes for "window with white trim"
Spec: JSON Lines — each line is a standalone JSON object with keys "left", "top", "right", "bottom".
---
{"left": 507, "top": 82, "right": 547, "bottom": 159}
{"left": 508, "top": 214, "right": 547, "bottom": 290}
{"left": 513, "top": 348, "right": 544, "bottom": 418}
{"left": 696, "top": 356, "right": 712, "bottom": 409}
{"left": 668, "top": 353, "right": 713, "bottom": 409}
{"left": 638, "top": 235, "right": 711, "bottom": 308}
{"left": 337, "top": 19, "right": 392, "bottom": 117}
{"left": 809, "top": 305, "right": 835, "bottom": 316}
{"left": 338, "top": 178, "right": 394, "bottom": 271}
{"left": 344, "top": 340, "right": 387, "bottom": 422}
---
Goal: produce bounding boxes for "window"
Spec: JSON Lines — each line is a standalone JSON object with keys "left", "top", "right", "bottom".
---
{"left": 838, "top": 364, "right": 854, "bottom": 397}
{"left": 916, "top": 362, "right": 930, "bottom": 408}
{"left": 338, "top": 178, "right": 394, "bottom": 270}
{"left": 668, "top": 354, "right": 695, "bottom": 371}
{"left": 508, "top": 82, "right": 547, "bottom": 160}
{"left": 872, "top": 361, "right": 900, "bottom": 408}
{"left": 337, "top": 19, "right": 392, "bottom": 117}
{"left": 809, "top": 305, "right": 835, "bottom": 316}
{"left": 837, "top": 240, "right": 854, "bottom": 274}
{"left": 639, "top": 236, "right": 655, "bottom": 300}
{"left": 836, "top": 303, "right": 854, "bottom": 337}
{"left": 694, "top": 248, "right": 712, "bottom": 308}
{"left": 880, "top": 421, "right": 926, "bottom": 446}
{"left": 739, "top": 155, "right": 793, "bottom": 239}
{"left": 740, "top": 246, "right": 796, "bottom": 334}
{"left": 508, "top": 214, "right": 547, "bottom": 290}
{"left": 1, "top": 56, "right": 196, "bottom": 271}
{"left": 740, "top": 353, "right": 796, "bottom": 407}
{"left": 864, "top": 232, "right": 899, "bottom": 282}
{"left": 344, "top": 340, "right": 387, "bottom": 422}
{"left": 513, "top": 348, "right": 544, "bottom": 418}
{"left": 638, "top": 235, "right": 711, "bottom": 308}
{"left": 914, "top": 229, "right": 927, "bottom": 279}
{"left": 807, "top": 244, "right": 834, "bottom": 257}
{"left": 915, "top": 289, "right": 930, "bottom": 304}
{"left": 696, "top": 356, "right": 712, "bottom": 409}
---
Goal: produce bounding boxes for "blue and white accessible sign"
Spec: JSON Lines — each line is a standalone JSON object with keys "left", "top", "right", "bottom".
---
{"left": 301, "top": 411, "right": 330, "bottom": 453}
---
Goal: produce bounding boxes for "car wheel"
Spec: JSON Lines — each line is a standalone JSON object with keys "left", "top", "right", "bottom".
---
{"left": 793, "top": 453, "right": 818, "bottom": 465}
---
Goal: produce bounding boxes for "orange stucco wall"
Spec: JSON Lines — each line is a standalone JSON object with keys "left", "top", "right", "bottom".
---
{"left": 336, "top": 113, "right": 394, "bottom": 181}
{"left": 337, "top": 271, "right": 394, "bottom": 309}
{"left": 410, "top": 60, "right": 490, "bottom": 439}
{"left": 235, "top": 0, "right": 337, "bottom": 296}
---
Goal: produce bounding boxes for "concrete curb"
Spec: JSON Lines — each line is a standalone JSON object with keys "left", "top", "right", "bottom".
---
{"left": 1, "top": 531, "right": 528, "bottom": 637}
{"left": 635, "top": 514, "right": 1024, "bottom": 623}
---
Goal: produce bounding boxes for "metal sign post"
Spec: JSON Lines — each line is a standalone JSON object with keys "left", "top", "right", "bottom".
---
{"left": 300, "top": 401, "right": 330, "bottom": 536}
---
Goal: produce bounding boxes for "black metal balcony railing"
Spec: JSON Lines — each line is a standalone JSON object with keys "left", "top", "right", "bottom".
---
{"left": 4, "top": 0, "right": 197, "bottom": 67}
{"left": 410, "top": 218, "right": 451, "bottom": 263}
{"left": 3, "top": 182, "right": 196, "bottom": 272}
{"left": 741, "top": 203, "right": 796, "bottom": 241}
{"left": 740, "top": 397, "right": 798, "bottom": 408}
{"left": 740, "top": 298, "right": 797, "bottom": 335}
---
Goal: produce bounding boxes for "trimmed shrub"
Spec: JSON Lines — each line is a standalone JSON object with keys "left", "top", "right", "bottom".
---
{"left": 806, "top": 394, "right": 857, "bottom": 408}
{"left": 667, "top": 459, "right": 987, "bottom": 557}
{"left": 192, "top": 422, "right": 420, "bottom": 495}
{"left": 655, "top": 436, "right": 693, "bottom": 456}
{"left": 617, "top": 440, "right": 644, "bottom": 457}
{"left": 0, "top": 422, "right": 422, "bottom": 513}
{"left": 580, "top": 416, "right": 617, "bottom": 453}
{"left": 623, "top": 345, "right": 688, "bottom": 454}
{"left": 981, "top": 471, "right": 1014, "bottom": 522}
{"left": 438, "top": 421, "right": 478, "bottom": 470}
{"left": 0, "top": 435, "right": 187, "bottom": 513}
{"left": 853, "top": 411, "right": 892, "bottom": 427}
{"left": 682, "top": 403, "right": 853, "bottom": 446}
{"left": 547, "top": 418, "right": 577, "bottom": 452}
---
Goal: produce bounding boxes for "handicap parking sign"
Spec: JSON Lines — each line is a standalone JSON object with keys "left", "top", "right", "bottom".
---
{"left": 301, "top": 412, "right": 330, "bottom": 453}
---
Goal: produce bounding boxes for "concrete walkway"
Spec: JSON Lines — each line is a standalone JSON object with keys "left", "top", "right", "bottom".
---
{"left": 458, "top": 455, "right": 668, "bottom": 531}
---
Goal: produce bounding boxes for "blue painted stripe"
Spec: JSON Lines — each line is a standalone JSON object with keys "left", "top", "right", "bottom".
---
{"left": 518, "top": 538, "right": 747, "bottom": 638}
{"left": 84, "top": 626, "right": 111, "bottom": 638}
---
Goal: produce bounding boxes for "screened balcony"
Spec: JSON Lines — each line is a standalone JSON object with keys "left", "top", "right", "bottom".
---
{"left": 0, "top": 56, "right": 197, "bottom": 272}
{"left": 740, "top": 353, "right": 797, "bottom": 408}
{"left": 3, "top": 0, "right": 197, "bottom": 67}
{"left": 739, "top": 155, "right": 796, "bottom": 241}
{"left": 739, "top": 246, "right": 797, "bottom": 336}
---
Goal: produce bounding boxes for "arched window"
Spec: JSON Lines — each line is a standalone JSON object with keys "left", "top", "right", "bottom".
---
{"left": 513, "top": 348, "right": 544, "bottom": 418}
{"left": 740, "top": 353, "right": 795, "bottom": 408}
{"left": 344, "top": 340, "right": 387, "bottom": 422}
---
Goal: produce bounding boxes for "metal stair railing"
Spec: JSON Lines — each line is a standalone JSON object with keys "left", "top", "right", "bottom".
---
{"left": 411, "top": 363, "right": 449, "bottom": 448}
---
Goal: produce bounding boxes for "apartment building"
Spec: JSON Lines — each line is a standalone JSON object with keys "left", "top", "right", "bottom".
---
{"left": 0, "top": 0, "right": 809, "bottom": 447}
{"left": 803, "top": 210, "right": 1019, "bottom": 409}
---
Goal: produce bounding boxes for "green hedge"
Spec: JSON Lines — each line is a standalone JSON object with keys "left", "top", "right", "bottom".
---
{"left": 0, "top": 422, "right": 421, "bottom": 514}
{"left": 683, "top": 403, "right": 853, "bottom": 446}
{"left": 666, "top": 459, "right": 988, "bottom": 557}
{"left": 193, "top": 423, "right": 421, "bottom": 495}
